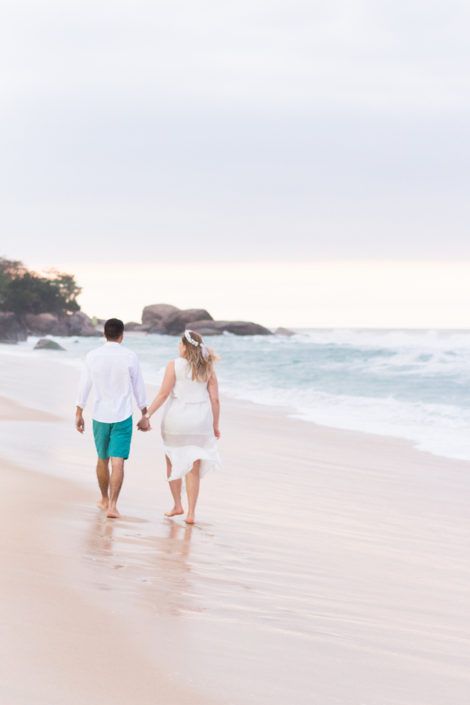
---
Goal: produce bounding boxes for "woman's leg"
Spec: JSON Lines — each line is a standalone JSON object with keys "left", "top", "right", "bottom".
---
{"left": 185, "top": 460, "right": 201, "bottom": 524}
{"left": 165, "top": 455, "right": 184, "bottom": 516}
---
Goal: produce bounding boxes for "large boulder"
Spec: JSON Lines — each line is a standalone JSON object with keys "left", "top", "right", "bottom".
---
{"left": 68, "top": 311, "right": 100, "bottom": 336}
{"left": 142, "top": 304, "right": 180, "bottom": 333}
{"left": 34, "top": 338, "right": 66, "bottom": 351}
{"left": 125, "top": 322, "right": 150, "bottom": 333}
{"left": 189, "top": 320, "right": 273, "bottom": 336}
{"left": 140, "top": 302, "right": 272, "bottom": 336}
{"left": 165, "top": 308, "right": 213, "bottom": 335}
{"left": 275, "top": 327, "right": 295, "bottom": 336}
{"left": 0, "top": 312, "right": 28, "bottom": 343}
{"left": 25, "top": 312, "right": 60, "bottom": 335}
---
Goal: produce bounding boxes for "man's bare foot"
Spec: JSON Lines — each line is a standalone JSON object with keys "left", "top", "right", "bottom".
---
{"left": 107, "top": 507, "right": 121, "bottom": 519}
{"left": 97, "top": 498, "right": 109, "bottom": 511}
{"left": 165, "top": 506, "right": 184, "bottom": 517}
{"left": 185, "top": 515, "right": 195, "bottom": 525}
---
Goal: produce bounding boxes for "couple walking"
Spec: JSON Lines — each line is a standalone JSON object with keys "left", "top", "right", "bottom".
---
{"left": 75, "top": 318, "right": 221, "bottom": 524}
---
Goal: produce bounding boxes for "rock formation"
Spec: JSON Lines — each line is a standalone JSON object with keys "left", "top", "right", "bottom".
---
{"left": 189, "top": 320, "right": 272, "bottom": 336}
{"left": 124, "top": 321, "right": 150, "bottom": 332}
{"left": 24, "top": 313, "right": 60, "bottom": 335}
{"left": 0, "top": 312, "right": 28, "bottom": 343}
{"left": 142, "top": 304, "right": 180, "bottom": 333}
{"left": 67, "top": 311, "right": 99, "bottom": 337}
{"left": 34, "top": 338, "right": 66, "bottom": 351}
{"left": 164, "top": 308, "right": 213, "bottom": 335}
{"left": 2, "top": 303, "right": 272, "bottom": 341}
{"left": 139, "top": 304, "right": 272, "bottom": 336}
{"left": 274, "top": 327, "right": 295, "bottom": 336}
{"left": 24, "top": 311, "right": 100, "bottom": 337}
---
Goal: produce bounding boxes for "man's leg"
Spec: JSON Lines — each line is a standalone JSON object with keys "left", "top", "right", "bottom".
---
{"left": 92, "top": 419, "right": 112, "bottom": 511}
{"left": 165, "top": 455, "right": 184, "bottom": 517}
{"left": 106, "top": 416, "right": 132, "bottom": 519}
{"left": 107, "top": 457, "right": 124, "bottom": 518}
{"left": 96, "top": 458, "right": 110, "bottom": 510}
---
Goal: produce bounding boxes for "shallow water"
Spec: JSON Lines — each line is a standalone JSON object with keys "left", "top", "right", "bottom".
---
{"left": 3, "top": 328, "right": 470, "bottom": 461}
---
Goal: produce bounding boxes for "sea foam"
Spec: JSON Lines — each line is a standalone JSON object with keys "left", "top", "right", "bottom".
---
{"left": 4, "top": 328, "right": 470, "bottom": 462}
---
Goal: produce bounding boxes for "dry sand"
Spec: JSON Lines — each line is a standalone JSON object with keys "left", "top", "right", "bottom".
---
{"left": 0, "top": 375, "right": 469, "bottom": 705}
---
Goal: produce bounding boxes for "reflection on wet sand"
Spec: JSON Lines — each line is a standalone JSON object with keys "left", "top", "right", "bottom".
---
{"left": 83, "top": 511, "right": 197, "bottom": 616}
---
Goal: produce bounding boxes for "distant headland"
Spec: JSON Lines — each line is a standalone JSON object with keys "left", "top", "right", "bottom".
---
{"left": 0, "top": 258, "right": 292, "bottom": 343}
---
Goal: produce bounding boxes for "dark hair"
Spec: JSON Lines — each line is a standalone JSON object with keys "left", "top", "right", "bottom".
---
{"left": 104, "top": 318, "right": 124, "bottom": 340}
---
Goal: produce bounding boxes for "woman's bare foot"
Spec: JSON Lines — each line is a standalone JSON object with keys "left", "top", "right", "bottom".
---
{"left": 107, "top": 506, "right": 121, "bottom": 519}
{"left": 185, "top": 514, "right": 195, "bottom": 525}
{"left": 165, "top": 506, "right": 184, "bottom": 517}
{"left": 97, "top": 498, "right": 109, "bottom": 511}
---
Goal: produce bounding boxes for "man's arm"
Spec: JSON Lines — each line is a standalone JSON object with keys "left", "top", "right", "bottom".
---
{"left": 75, "top": 361, "right": 92, "bottom": 433}
{"left": 75, "top": 405, "right": 85, "bottom": 433}
{"left": 130, "top": 355, "right": 148, "bottom": 427}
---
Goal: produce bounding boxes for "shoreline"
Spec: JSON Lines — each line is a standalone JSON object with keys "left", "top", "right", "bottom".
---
{"left": 1, "top": 357, "right": 470, "bottom": 704}
{"left": 2, "top": 333, "right": 470, "bottom": 466}
{"left": 1, "top": 387, "right": 469, "bottom": 473}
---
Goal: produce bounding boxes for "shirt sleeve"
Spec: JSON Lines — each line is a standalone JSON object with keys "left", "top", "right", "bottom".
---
{"left": 76, "top": 358, "right": 92, "bottom": 409}
{"left": 130, "top": 354, "right": 147, "bottom": 410}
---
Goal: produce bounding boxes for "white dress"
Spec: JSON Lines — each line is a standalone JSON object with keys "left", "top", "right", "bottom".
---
{"left": 161, "top": 357, "right": 221, "bottom": 482}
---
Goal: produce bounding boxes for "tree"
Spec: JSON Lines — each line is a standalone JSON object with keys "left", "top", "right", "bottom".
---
{"left": 0, "top": 257, "right": 82, "bottom": 317}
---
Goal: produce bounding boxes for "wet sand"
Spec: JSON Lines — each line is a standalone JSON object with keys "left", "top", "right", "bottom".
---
{"left": 0, "top": 400, "right": 220, "bottom": 705}
{"left": 0, "top": 355, "right": 470, "bottom": 704}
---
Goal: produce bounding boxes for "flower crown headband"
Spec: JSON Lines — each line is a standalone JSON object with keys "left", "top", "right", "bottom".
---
{"left": 184, "top": 329, "right": 210, "bottom": 360}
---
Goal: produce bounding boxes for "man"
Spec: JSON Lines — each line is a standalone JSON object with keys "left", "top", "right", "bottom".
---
{"left": 75, "top": 318, "right": 149, "bottom": 518}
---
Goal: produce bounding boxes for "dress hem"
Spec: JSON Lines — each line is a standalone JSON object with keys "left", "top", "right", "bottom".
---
{"left": 164, "top": 443, "right": 221, "bottom": 482}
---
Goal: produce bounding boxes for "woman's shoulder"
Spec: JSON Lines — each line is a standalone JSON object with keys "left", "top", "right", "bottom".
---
{"left": 173, "top": 357, "right": 186, "bottom": 373}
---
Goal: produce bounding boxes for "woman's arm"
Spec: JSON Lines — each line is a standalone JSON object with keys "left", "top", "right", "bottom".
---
{"left": 137, "top": 361, "right": 176, "bottom": 430}
{"left": 207, "top": 372, "right": 221, "bottom": 438}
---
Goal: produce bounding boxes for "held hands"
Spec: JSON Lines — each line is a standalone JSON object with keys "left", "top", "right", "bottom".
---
{"left": 137, "top": 415, "right": 152, "bottom": 432}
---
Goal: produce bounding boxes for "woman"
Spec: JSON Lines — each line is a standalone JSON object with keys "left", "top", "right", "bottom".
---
{"left": 139, "top": 330, "right": 221, "bottom": 524}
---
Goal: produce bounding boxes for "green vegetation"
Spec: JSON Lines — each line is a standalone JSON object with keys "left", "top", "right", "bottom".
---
{"left": 0, "top": 258, "right": 81, "bottom": 317}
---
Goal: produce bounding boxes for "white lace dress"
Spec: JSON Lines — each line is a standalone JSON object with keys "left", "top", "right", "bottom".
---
{"left": 161, "top": 357, "right": 221, "bottom": 482}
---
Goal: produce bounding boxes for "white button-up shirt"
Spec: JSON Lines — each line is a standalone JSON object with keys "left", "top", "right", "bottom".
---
{"left": 76, "top": 342, "right": 147, "bottom": 423}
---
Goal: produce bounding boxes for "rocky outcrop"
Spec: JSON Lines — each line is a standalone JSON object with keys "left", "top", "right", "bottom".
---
{"left": 0, "top": 312, "right": 28, "bottom": 343}
{"left": 165, "top": 308, "right": 213, "bottom": 335}
{"left": 125, "top": 322, "right": 150, "bottom": 332}
{"left": 24, "top": 311, "right": 99, "bottom": 337}
{"left": 67, "top": 311, "right": 99, "bottom": 336}
{"left": 189, "top": 320, "right": 272, "bottom": 336}
{"left": 24, "top": 313, "right": 59, "bottom": 335}
{"left": 34, "top": 338, "right": 66, "bottom": 351}
{"left": 275, "top": 327, "right": 295, "bottom": 336}
{"left": 141, "top": 304, "right": 213, "bottom": 334}
{"left": 142, "top": 304, "right": 180, "bottom": 333}
{"left": 140, "top": 303, "right": 271, "bottom": 336}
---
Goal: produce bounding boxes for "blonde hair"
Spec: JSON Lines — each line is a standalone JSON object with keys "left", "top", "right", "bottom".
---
{"left": 181, "top": 330, "right": 219, "bottom": 382}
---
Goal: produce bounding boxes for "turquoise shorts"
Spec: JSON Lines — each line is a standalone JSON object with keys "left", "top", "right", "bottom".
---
{"left": 92, "top": 415, "right": 133, "bottom": 460}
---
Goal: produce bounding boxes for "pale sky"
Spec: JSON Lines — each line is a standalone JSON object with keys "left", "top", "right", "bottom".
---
{"left": 2, "top": 1, "right": 470, "bottom": 325}
{"left": 30, "top": 260, "right": 470, "bottom": 329}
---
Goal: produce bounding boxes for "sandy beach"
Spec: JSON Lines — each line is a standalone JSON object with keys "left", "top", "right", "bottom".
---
{"left": 1, "top": 353, "right": 469, "bottom": 705}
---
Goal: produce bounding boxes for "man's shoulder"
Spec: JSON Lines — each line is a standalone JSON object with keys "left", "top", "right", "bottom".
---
{"left": 122, "top": 345, "right": 138, "bottom": 359}
{"left": 86, "top": 343, "right": 139, "bottom": 364}
{"left": 120, "top": 346, "right": 141, "bottom": 367}
{"left": 85, "top": 346, "right": 103, "bottom": 361}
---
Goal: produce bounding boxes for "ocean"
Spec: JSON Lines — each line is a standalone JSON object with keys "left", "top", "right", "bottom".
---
{"left": 3, "top": 327, "right": 470, "bottom": 462}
